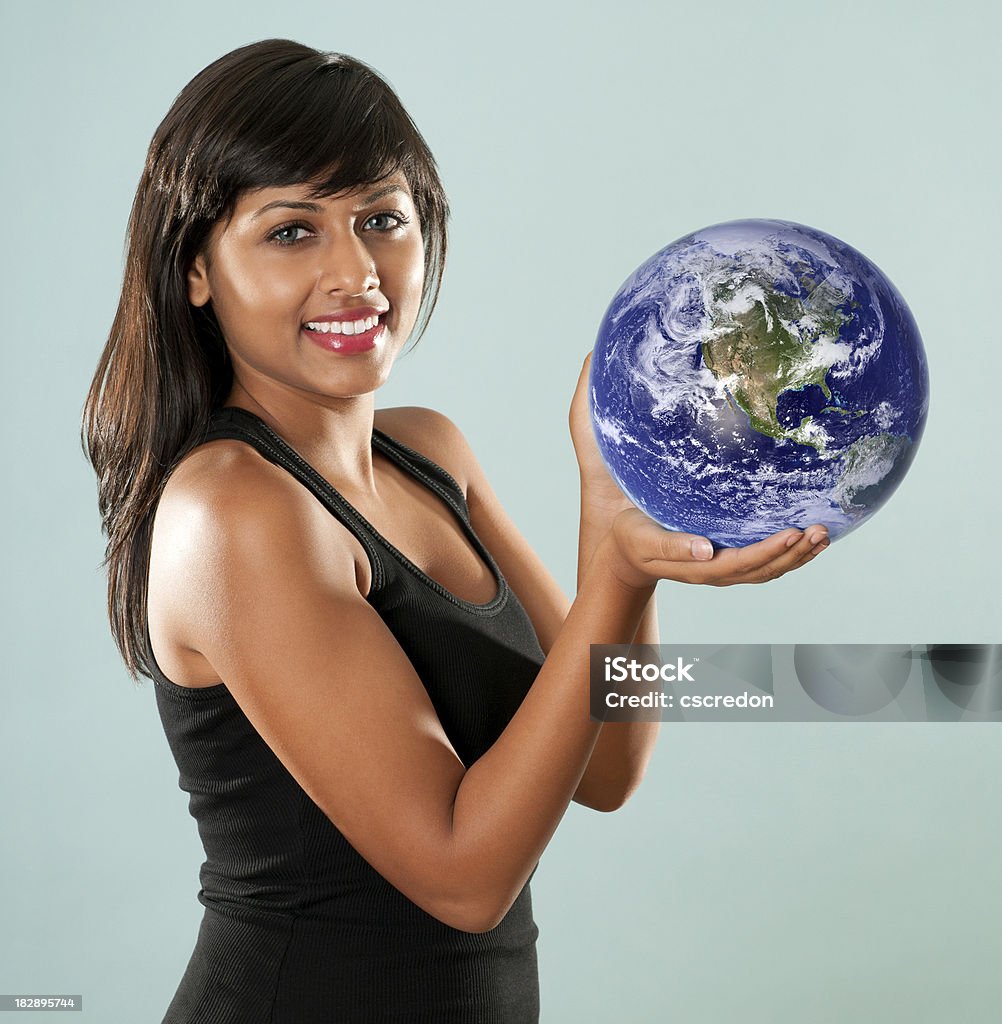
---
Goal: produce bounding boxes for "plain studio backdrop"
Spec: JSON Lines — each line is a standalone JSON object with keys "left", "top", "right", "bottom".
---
{"left": 2, "top": 1, "right": 999, "bottom": 1021}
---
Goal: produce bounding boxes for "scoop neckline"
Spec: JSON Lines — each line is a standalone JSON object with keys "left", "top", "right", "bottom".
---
{"left": 216, "top": 406, "right": 510, "bottom": 615}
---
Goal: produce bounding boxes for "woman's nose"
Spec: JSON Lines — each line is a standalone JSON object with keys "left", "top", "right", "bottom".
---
{"left": 316, "top": 234, "right": 380, "bottom": 295}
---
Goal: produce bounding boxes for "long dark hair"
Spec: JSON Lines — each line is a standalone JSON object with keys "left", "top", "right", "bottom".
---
{"left": 82, "top": 39, "right": 450, "bottom": 682}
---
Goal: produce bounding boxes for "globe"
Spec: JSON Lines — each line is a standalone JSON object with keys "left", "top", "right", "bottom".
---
{"left": 589, "top": 219, "right": 929, "bottom": 548}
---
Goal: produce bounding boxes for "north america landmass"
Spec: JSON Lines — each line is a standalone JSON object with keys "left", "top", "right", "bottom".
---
{"left": 698, "top": 266, "right": 912, "bottom": 513}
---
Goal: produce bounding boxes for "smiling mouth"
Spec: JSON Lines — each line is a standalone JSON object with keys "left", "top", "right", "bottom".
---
{"left": 301, "top": 315, "right": 386, "bottom": 353}
{"left": 302, "top": 313, "right": 384, "bottom": 335}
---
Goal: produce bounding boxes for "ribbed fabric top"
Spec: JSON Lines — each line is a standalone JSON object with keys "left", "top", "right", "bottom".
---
{"left": 148, "top": 406, "right": 545, "bottom": 1023}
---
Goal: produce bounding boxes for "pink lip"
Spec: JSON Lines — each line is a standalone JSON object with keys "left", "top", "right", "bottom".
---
{"left": 302, "top": 318, "right": 385, "bottom": 354}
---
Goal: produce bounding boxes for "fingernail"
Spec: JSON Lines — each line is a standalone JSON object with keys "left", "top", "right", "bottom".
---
{"left": 691, "top": 539, "right": 714, "bottom": 560}
{"left": 813, "top": 540, "right": 830, "bottom": 553}
{"left": 808, "top": 530, "right": 828, "bottom": 546}
{"left": 785, "top": 532, "right": 801, "bottom": 548}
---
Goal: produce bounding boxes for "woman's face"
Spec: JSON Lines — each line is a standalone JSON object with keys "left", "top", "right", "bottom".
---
{"left": 187, "top": 171, "right": 425, "bottom": 405}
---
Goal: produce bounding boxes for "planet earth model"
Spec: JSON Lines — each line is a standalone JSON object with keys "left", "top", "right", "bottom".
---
{"left": 589, "top": 219, "right": 929, "bottom": 547}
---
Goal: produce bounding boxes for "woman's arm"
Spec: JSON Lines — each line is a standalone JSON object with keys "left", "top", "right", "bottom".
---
{"left": 388, "top": 405, "right": 659, "bottom": 813}
{"left": 161, "top": 424, "right": 824, "bottom": 937}
{"left": 568, "top": 353, "right": 661, "bottom": 811}
{"left": 382, "top": 355, "right": 661, "bottom": 813}
{"left": 568, "top": 495, "right": 661, "bottom": 812}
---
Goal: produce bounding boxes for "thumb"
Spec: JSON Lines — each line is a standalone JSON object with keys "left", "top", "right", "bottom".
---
{"left": 687, "top": 536, "right": 715, "bottom": 561}
{"left": 651, "top": 525, "right": 715, "bottom": 562}
{"left": 619, "top": 510, "right": 715, "bottom": 562}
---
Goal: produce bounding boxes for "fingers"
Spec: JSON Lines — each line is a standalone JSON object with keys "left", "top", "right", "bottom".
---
{"left": 713, "top": 528, "right": 803, "bottom": 575}
{"left": 725, "top": 525, "right": 830, "bottom": 585}
{"left": 569, "top": 351, "right": 593, "bottom": 412}
{"left": 608, "top": 507, "right": 831, "bottom": 588}
{"left": 573, "top": 351, "right": 593, "bottom": 398}
{"left": 667, "top": 524, "right": 829, "bottom": 586}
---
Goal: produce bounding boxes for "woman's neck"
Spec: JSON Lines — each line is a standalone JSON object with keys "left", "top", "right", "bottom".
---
{"left": 222, "top": 381, "right": 379, "bottom": 496}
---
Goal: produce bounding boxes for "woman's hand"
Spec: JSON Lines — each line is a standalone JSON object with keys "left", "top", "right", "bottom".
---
{"left": 570, "top": 349, "right": 829, "bottom": 588}
{"left": 602, "top": 507, "right": 829, "bottom": 590}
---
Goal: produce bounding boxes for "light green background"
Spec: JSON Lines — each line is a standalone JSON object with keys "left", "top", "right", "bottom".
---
{"left": 2, "top": 0, "right": 1000, "bottom": 1020}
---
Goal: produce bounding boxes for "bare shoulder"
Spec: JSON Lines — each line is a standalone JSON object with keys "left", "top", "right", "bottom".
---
{"left": 373, "top": 406, "right": 480, "bottom": 494}
{"left": 158, "top": 437, "right": 357, "bottom": 572}
{"left": 158, "top": 440, "right": 318, "bottom": 545}
{"left": 149, "top": 439, "right": 359, "bottom": 658}
{"left": 160, "top": 437, "right": 274, "bottom": 511}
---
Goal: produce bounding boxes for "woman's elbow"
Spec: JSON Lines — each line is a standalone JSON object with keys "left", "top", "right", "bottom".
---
{"left": 588, "top": 791, "right": 630, "bottom": 813}
{"left": 420, "top": 877, "right": 512, "bottom": 934}
{"left": 578, "top": 774, "right": 645, "bottom": 813}
{"left": 431, "top": 895, "right": 509, "bottom": 935}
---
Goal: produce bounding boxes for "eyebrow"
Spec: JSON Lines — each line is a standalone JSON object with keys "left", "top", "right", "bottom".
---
{"left": 250, "top": 184, "right": 406, "bottom": 220}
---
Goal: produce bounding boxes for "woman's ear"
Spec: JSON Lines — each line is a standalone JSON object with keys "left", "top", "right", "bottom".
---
{"left": 187, "top": 253, "right": 211, "bottom": 307}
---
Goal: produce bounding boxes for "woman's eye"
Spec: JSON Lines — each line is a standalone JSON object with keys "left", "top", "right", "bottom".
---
{"left": 363, "top": 212, "right": 407, "bottom": 232}
{"left": 269, "top": 224, "right": 312, "bottom": 246}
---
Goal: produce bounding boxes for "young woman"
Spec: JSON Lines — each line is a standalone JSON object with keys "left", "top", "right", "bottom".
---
{"left": 83, "top": 38, "right": 828, "bottom": 1023}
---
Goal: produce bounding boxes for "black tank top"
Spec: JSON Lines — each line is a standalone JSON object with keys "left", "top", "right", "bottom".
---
{"left": 147, "top": 406, "right": 545, "bottom": 1023}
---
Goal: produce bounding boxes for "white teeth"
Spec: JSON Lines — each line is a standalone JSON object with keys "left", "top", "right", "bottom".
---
{"left": 305, "top": 315, "right": 381, "bottom": 334}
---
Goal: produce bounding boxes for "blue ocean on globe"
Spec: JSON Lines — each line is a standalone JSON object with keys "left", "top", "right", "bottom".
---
{"left": 589, "top": 219, "right": 929, "bottom": 547}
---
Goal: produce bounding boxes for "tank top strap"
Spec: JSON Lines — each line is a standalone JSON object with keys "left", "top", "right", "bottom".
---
{"left": 370, "top": 427, "right": 472, "bottom": 525}
{"left": 199, "top": 406, "right": 387, "bottom": 594}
